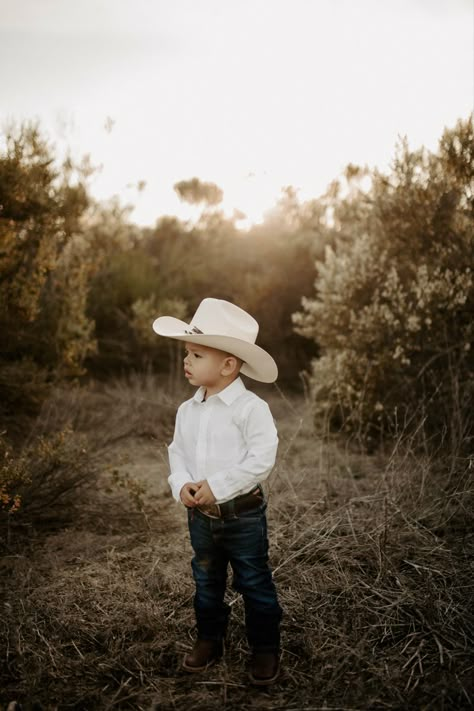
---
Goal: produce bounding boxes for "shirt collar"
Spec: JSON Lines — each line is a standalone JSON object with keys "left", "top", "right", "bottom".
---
{"left": 192, "top": 377, "right": 246, "bottom": 406}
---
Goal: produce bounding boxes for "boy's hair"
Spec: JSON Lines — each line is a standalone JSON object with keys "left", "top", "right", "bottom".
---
{"left": 186, "top": 342, "right": 243, "bottom": 373}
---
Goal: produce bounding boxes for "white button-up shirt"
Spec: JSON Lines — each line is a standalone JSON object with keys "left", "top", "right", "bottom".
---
{"left": 168, "top": 377, "right": 278, "bottom": 504}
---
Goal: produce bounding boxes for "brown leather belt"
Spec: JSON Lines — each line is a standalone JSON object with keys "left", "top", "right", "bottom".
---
{"left": 197, "top": 486, "right": 264, "bottom": 519}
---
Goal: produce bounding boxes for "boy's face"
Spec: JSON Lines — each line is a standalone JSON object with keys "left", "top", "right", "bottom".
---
{"left": 183, "top": 342, "right": 236, "bottom": 391}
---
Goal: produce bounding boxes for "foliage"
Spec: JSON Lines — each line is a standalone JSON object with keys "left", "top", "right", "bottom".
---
{"left": 293, "top": 116, "right": 474, "bottom": 448}
{"left": 141, "top": 211, "right": 318, "bottom": 381}
{"left": 0, "top": 122, "right": 319, "bottom": 389}
{"left": 0, "top": 427, "right": 96, "bottom": 541}
{"left": 130, "top": 296, "right": 188, "bottom": 376}
{"left": 0, "top": 358, "right": 50, "bottom": 437}
{"left": 86, "top": 247, "right": 158, "bottom": 371}
{"left": 86, "top": 205, "right": 318, "bottom": 380}
{"left": 174, "top": 177, "right": 223, "bottom": 206}
{"left": 0, "top": 436, "right": 23, "bottom": 515}
{"left": 0, "top": 122, "right": 96, "bottom": 428}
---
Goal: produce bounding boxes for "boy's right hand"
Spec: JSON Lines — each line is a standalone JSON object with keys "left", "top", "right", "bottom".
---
{"left": 180, "top": 482, "right": 199, "bottom": 507}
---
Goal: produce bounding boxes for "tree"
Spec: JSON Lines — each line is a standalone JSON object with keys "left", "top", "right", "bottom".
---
{"left": 173, "top": 177, "right": 223, "bottom": 206}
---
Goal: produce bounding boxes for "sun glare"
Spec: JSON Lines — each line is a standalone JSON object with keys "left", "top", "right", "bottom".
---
{"left": 2, "top": 0, "right": 471, "bottom": 230}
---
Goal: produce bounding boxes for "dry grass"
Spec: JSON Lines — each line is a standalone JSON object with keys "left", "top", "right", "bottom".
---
{"left": 27, "top": 371, "right": 179, "bottom": 450}
{"left": 1, "top": 377, "right": 473, "bottom": 710}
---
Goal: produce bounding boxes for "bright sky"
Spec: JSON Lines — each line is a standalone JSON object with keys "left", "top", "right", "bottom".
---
{"left": 0, "top": 0, "right": 472, "bottom": 226}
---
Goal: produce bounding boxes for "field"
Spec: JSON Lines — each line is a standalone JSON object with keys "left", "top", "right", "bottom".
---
{"left": 1, "top": 375, "right": 473, "bottom": 710}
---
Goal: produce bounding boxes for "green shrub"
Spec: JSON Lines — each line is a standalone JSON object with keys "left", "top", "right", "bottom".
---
{"left": 0, "top": 122, "right": 95, "bottom": 428}
{"left": 293, "top": 117, "right": 473, "bottom": 450}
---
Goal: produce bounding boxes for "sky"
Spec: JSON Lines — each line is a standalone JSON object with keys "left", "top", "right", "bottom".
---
{"left": 0, "top": 0, "right": 472, "bottom": 227}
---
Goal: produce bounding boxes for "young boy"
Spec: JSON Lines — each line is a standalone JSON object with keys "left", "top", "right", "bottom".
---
{"left": 153, "top": 298, "right": 283, "bottom": 685}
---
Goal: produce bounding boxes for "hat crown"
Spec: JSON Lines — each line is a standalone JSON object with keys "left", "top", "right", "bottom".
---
{"left": 191, "top": 298, "right": 258, "bottom": 344}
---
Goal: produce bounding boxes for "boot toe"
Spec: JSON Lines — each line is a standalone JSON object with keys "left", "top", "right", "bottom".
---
{"left": 182, "top": 639, "right": 223, "bottom": 672}
{"left": 249, "top": 651, "right": 280, "bottom": 686}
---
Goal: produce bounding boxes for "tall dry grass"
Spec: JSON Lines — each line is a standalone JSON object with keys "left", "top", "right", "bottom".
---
{"left": 1, "top": 376, "right": 472, "bottom": 710}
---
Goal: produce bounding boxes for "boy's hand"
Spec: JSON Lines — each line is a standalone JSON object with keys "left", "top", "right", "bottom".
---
{"left": 180, "top": 482, "right": 200, "bottom": 507}
{"left": 193, "top": 480, "right": 216, "bottom": 506}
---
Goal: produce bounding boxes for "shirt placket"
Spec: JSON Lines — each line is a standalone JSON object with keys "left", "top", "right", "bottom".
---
{"left": 196, "top": 400, "right": 211, "bottom": 480}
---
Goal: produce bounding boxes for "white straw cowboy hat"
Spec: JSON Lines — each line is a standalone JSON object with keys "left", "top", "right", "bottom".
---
{"left": 152, "top": 298, "right": 278, "bottom": 383}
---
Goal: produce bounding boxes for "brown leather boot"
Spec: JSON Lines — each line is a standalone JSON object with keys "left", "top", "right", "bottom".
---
{"left": 249, "top": 651, "right": 280, "bottom": 685}
{"left": 182, "top": 638, "right": 223, "bottom": 672}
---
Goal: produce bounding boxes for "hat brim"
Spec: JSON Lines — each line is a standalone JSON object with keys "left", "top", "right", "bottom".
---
{"left": 152, "top": 316, "right": 278, "bottom": 383}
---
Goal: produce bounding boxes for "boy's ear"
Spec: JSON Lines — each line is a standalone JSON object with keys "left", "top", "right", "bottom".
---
{"left": 222, "top": 355, "right": 241, "bottom": 376}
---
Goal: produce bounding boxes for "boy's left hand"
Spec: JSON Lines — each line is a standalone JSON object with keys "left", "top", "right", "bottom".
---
{"left": 193, "top": 480, "right": 216, "bottom": 506}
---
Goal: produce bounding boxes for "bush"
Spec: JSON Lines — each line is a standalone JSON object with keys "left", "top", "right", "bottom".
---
{"left": 293, "top": 117, "right": 473, "bottom": 450}
{"left": 0, "top": 428, "right": 97, "bottom": 548}
{"left": 0, "top": 122, "right": 95, "bottom": 429}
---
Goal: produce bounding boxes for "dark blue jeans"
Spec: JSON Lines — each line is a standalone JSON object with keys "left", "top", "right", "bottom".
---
{"left": 187, "top": 501, "right": 282, "bottom": 652}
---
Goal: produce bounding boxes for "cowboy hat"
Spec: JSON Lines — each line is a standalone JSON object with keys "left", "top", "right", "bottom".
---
{"left": 152, "top": 298, "right": 278, "bottom": 383}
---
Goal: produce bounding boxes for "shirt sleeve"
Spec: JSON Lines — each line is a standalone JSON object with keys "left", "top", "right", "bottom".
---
{"left": 206, "top": 399, "right": 278, "bottom": 502}
{"left": 167, "top": 404, "right": 194, "bottom": 503}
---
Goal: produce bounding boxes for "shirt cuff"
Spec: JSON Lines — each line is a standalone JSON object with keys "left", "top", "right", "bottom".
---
{"left": 168, "top": 473, "right": 193, "bottom": 503}
{"left": 206, "top": 472, "right": 251, "bottom": 503}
